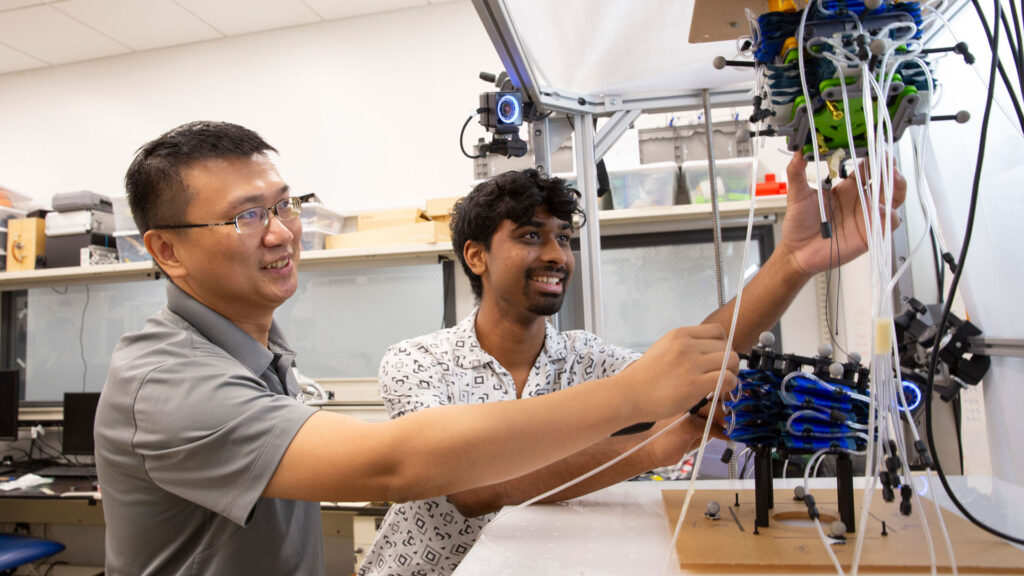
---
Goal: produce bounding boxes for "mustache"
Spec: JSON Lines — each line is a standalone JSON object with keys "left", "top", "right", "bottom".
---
{"left": 525, "top": 266, "right": 568, "bottom": 279}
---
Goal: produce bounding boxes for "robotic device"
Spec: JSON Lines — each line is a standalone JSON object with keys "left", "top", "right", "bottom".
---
{"left": 717, "top": 0, "right": 971, "bottom": 160}
{"left": 725, "top": 332, "right": 913, "bottom": 534}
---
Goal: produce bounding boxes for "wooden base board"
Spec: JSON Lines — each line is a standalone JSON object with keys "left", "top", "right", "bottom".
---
{"left": 662, "top": 489, "right": 1024, "bottom": 573}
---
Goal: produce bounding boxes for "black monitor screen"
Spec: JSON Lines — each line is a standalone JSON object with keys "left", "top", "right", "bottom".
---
{"left": 62, "top": 392, "right": 100, "bottom": 456}
{"left": 0, "top": 371, "right": 18, "bottom": 441}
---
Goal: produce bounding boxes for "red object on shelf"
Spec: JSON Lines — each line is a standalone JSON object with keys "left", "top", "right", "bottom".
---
{"left": 755, "top": 173, "right": 787, "bottom": 196}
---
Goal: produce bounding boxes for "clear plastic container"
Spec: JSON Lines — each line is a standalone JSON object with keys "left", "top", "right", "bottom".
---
{"left": 111, "top": 196, "right": 137, "bottom": 232}
{"left": 300, "top": 203, "right": 344, "bottom": 234}
{"left": 682, "top": 157, "right": 755, "bottom": 203}
{"left": 301, "top": 226, "right": 336, "bottom": 251}
{"left": 607, "top": 162, "right": 680, "bottom": 209}
{"left": 114, "top": 230, "right": 152, "bottom": 263}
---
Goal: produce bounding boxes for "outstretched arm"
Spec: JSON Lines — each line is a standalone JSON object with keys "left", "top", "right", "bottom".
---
{"left": 703, "top": 153, "right": 907, "bottom": 352}
{"left": 446, "top": 402, "right": 716, "bottom": 517}
{"left": 264, "top": 324, "right": 736, "bottom": 504}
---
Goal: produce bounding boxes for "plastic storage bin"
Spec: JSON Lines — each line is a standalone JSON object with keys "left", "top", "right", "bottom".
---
{"left": 111, "top": 196, "right": 137, "bottom": 231}
{"left": 301, "top": 203, "right": 344, "bottom": 234}
{"left": 301, "top": 227, "right": 335, "bottom": 251}
{"left": 682, "top": 157, "right": 755, "bottom": 203}
{"left": 607, "top": 162, "right": 680, "bottom": 209}
{"left": 114, "top": 230, "right": 152, "bottom": 263}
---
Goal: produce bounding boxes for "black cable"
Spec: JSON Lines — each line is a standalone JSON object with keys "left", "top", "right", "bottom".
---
{"left": 925, "top": 0, "right": 1024, "bottom": 546}
{"left": 459, "top": 112, "right": 482, "bottom": 159}
{"left": 999, "top": 10, "right": 1024, "bottom": 88}
{"left": 1010, "top": 0, "right": 1024, "bottom": 91}
{"left": 970, "top": 0, "right": 1024, "bottom": 134}
{"left": 823, "top": 175, "right": 849, "bottom": 357}
{"left": 930, "top": 227, "right": 945, "bottom": 302}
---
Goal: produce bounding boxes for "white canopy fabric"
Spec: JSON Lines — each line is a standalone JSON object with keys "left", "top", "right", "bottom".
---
{"left": 479, "top": 0, "right": 756, "bottom": 113}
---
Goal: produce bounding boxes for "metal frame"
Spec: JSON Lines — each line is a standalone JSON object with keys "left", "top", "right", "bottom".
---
{"left": 472, "top": 0, "right": 751, "bottom": 335}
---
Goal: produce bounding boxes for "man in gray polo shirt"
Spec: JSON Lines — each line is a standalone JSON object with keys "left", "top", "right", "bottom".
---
{"left": 95, "top": 121, "right": 739, "bottom": 575}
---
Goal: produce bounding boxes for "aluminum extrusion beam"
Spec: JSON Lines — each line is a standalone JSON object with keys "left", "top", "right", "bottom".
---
{"left": 472, "top": 0, "right": 543, "bottom": 106}
{"left": 537, "top": 88, "right": 753, "bottom": 117}
{"left": 595, "top": 110, "right": 643, "bottom": 163}
{"left": 574, "top": 113, "right": 604, "bottom": 337}
{"left": 532, "top": 115, "right": 573, "bottom": 176}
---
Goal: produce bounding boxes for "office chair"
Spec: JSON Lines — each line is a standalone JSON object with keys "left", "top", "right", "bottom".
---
{"left": 0, "top": 533, "right": 65, "bottom": 574}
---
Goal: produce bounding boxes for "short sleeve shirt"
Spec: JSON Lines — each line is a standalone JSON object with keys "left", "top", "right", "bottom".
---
{"left": 358, "top": 310, "right": 640, "bottom": 576}
{"left": 95, "top": 282, "right": 322, "bottom": 576}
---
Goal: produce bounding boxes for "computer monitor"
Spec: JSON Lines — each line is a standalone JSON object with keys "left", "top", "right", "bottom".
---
{"left": 0, "top": 370, "right": 18, "bottom": 441}
{"left": 62, "top": 392, "right": 100, "bottom": 456}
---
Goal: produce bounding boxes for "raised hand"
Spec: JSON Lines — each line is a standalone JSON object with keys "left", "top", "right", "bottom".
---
{"left": 778, "top": 153, "right": 907, "bottom": 277}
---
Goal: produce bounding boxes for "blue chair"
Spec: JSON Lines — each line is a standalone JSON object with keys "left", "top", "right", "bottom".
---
{"left": 0, "top": 533, "right": 65, "bottom": 574}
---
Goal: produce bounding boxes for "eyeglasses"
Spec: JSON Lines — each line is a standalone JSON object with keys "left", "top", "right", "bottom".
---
{"left": 152, "top": 194, "right": 315, "bottom": 234}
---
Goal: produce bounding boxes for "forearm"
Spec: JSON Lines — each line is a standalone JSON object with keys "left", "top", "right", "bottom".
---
{"left": 268, "top": 373, "right": 642, "bottom": 503}
{"left": 702, "top": 244, "right": 813, "bottom": 352}
{"left": 448, "top": 433, "right": 656, "bottom": 517}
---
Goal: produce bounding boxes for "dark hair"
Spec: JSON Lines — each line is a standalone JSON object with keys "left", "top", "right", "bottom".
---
{"left": 451, "top": 169, "right": 585, "bottom": 300}
{"left": 125, "top": 121, "right": 277, "bottom": 234}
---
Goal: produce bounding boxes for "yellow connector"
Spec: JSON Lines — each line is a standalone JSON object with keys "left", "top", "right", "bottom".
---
{"left": 825, "top": 100, "right": 844, "bottom": 120}
{"left": 771, "top": 0, "right": 799, "bottom": 12}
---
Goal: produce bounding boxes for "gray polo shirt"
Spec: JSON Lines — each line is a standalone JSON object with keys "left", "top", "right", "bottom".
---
{"left": 95, "top": 281, "right": 322, "bottom": 576}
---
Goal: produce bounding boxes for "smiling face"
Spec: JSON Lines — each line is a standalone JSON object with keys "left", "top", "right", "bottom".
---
{"left": 149, "top": 154, "right": 301, "bottom": 331}
{"left": 469, "top": 206, "right": 574, "bottom": 321}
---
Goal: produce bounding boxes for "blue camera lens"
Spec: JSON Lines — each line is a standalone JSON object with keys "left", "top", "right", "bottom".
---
{"left": 899, "top": 379, "right": 922, "bottom": 413}
{"left": 496, "top": 94, "right": 521, "bottom": 125}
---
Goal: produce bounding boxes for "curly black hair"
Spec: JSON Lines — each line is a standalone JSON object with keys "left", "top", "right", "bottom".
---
{"left": 450, "top": 169, "right": 585, "bottom": 300}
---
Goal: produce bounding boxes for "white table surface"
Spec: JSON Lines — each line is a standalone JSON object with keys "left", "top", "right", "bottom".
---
{"left": 453, "top": 476, "right": 1024, "bottom": 576}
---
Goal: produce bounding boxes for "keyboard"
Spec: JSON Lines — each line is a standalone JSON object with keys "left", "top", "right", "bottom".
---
{"left": 33, "top": 465, "right": 98, "bottom": 478}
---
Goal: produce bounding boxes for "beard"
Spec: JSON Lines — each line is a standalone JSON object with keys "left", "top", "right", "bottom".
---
{"left": 526, "top": 292, "right": 565, "bottom": 317}
{"left": 523, "top": 266, "right": 569, "bottom": 317}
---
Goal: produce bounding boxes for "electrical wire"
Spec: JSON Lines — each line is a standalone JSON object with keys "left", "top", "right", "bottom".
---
{"left": 459, "top": 112, "right": 483, "bottom": 159}
{"left": 660, "top": 92, "right": 765, "bottom": 576}
{"left": 925, "top": 0, "right": 1024, "bottom": 547}
{"left": 815, "top": 517, "right": 847, "bottom": 576}
{"left": 80, "top": 285, "right": 90, "bottom": 391}
{"left": 487, "top": 405, "right": 702, "bottom": 525}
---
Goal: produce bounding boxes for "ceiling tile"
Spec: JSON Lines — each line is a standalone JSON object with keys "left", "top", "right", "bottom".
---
{"left": 0, "top": 5, "right": 129, "bottom": 64}
{"left": 173, "top": 0, "right": 320, "bottom": 36}
{"left": 303, "top": 0, "right": 424, "bottom": 21}
{"left": 0, "top": 41, "right": 46, "bottom": 73}
{"left": 52, "top": 0, "right": 221, "bottom": 51}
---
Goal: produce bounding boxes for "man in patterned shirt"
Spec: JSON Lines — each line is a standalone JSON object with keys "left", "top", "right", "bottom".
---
{"left": 359, "top": 155, "right": 906, "bottom": 576}
{"left": 96, "top": 121, "right": 740, "bottom": 575}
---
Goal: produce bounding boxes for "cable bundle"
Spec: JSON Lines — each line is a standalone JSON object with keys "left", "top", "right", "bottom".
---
{"left": 725, "top": 347, "right": 871, "bottom": 457}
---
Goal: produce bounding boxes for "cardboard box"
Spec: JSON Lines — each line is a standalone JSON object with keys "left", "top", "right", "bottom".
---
{"left": 7, "top": 217, "right": 46, "bottom": 271}
{"left": 424, "top": 196, "right": 463, "bottom": 219}
{"left": 356, "top": 208, "right": 428, "bottom": 231}
{"left": 431, "top": 215, "right": 452, "bottom": 242}
{"left": 326, "top": 221, "right": 448, "bottom": 250}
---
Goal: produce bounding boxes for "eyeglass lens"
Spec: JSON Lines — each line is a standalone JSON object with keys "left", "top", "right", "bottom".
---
{"left": 234, "top": 198, "right": 302, "bottom": 233}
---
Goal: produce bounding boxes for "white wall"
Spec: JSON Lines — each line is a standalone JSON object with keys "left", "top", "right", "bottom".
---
{"left": 0, "top": 0, "right": 499, "bottom": 213}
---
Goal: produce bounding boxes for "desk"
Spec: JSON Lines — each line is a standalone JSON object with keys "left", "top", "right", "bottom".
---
{"left": 453, "top": 477, "right": 1024, "bottom": 576}
{"left": 1, "top": 479, "right": 391, "bottom": 574}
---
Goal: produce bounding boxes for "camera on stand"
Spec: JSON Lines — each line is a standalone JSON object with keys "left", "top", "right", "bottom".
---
{"left": 475, "top": 72, "right": 528, "bottom": 158}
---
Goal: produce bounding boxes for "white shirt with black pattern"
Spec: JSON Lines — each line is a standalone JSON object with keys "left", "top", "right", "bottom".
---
{"left": 358, "top": 309, "right": 641, "bottom": 576}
